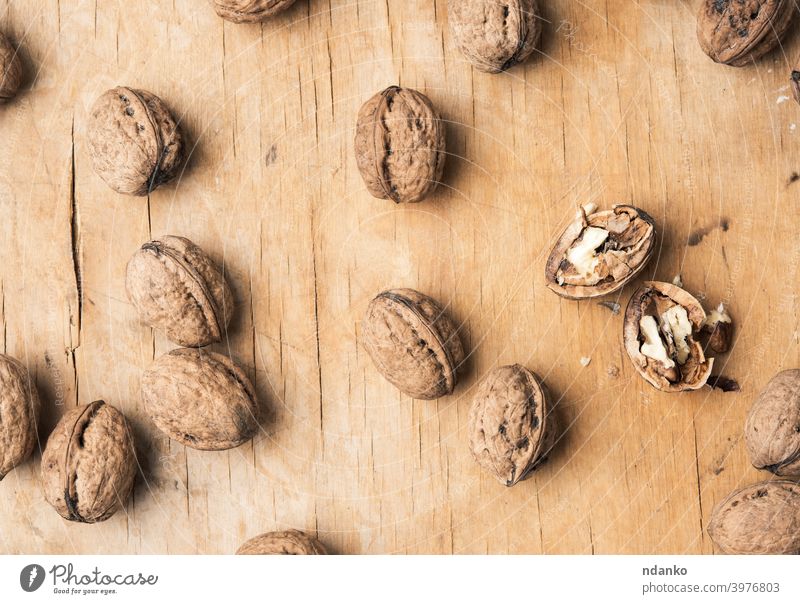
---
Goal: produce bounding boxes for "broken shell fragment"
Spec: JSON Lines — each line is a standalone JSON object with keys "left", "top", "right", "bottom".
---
{"left": 703, "top": 303, "right": 733, "bottom": 354}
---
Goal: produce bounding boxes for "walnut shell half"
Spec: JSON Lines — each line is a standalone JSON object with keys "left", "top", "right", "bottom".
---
{"left": 467, "top": 365, "right": 555, "bottom": 486}
{"left": 0, "top": 354, "right": 40, "bottom": 480}
{"left": 87, "top": 87, "right": 184, "bottom": 196}
{"left": 0, "top": 33, "right": 22, "bottom": 102}
{"left": 354, "top": 86, "right": 446, "bottom": 204}
{"left": 126, "top": 236, "right": 234, "bottom": 348}
{"left": 623, "top": 281, "right": 713, "bottom": 392}
{"left": 707, "top": 480, "right": 800, "bottom": 554}
{"left": 213, "top": 0, "right": 297, "bottom": 23}
{"left": 545, "top": 205, "right": 656, "bottom": 299}
{"left": 745, "top": 369, "right": 800, "bottom": 476}
{"left": 362, "top": 289, "right": 465, "bottom": 400}
{"left": 41, "top": 401, "right": 137, "bottom": 523}
{"left": 141, "top": 348, "right": 259, "bottom": 450}
{"left": 236, "top": 530, "right": 328, "bottom": 555}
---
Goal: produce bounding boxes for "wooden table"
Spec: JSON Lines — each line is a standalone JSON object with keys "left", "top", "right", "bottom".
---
{"left": 1, "top": 0, "right": 799, "bottom": 555}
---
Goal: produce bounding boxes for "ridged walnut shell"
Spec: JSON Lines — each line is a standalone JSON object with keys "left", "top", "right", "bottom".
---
{"left": 213, "top": 0, "right": 297, "bottom": 23}
{"left": 745, "top": 369, "right": 800, "bottom": 476}
{"left": 545, "top": 205, "right": 656, "bottom": 299}
{"left": 126, "top": 236, "right": 234, "bottom": 348}
{"left": 707, "top": 480, "right": 800, "bottom": 554}
{"left": 468, "top": 365, "right": 555, "bottom": 486}
{"left": 363, "top": 289, "right": 465, "bottom": 400}
{"left": 236, "top": 530, "right": 328, "bottom": 555}
{"left": 0, "top": 33, "right": 22, "bottom": 102}
{"left": 354, "top": 86, "right": 446, "bottom": 204}
{"left": 448, "top": 0, "right": 542, "bottom": 73}
{"left": 141, "top": 348, "right": 258, "bottom": 450}
{"left": 41, "top": 401, "right": 137, "bottom": 523}
{"left": 87, "top": 87, "right": 184, "bottom": 196}
{"left": 697, "top": 0, "right": 796, "bottom": 67}
{"left": 0, "top": 354, "right": 40, "bottom": 480}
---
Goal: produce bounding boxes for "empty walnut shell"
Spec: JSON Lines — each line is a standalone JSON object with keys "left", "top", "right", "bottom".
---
{"left": 467, "top": 365, "right": 555, "bottom": 486}
{"left": 41, "top": 401, "right": 137, "bottom": 523}
{"left": 213, "top": 0, "right": 297, "bottom": 23}
{"left": 545, "top": 205, "right": 656, "bottom": 299}
{"left": 0, "top": 33, "right": 22, "bottom": 102}
{"left": 354, "top": 86, "right": 446, "bottom": 204}
{"left": 448, "top": 0, "right": 542, "bottom": 73}
{"left": 0, "top": 354, "right": 40, "bottom": 480}
{"left": 126, "top": 235, "right": 234, "bottom": 348}
{"left": 707, "top": 480, "right": 800, "bottom": 554}
{"left": 362, "top": 289, "right": 464, "bottom": 400}
{"left": 745, "top": 369, "right": 800, "bottom": 476}
{"left": 141, "top": 348, "right": 259, "bottom": 450}
{"left": 87, "top": 86, "right": 184, "bottom": 196}
{"left": 697, "top": 0, "right": 796, "bottom": 67}
{"left": 237, "top": 530, "right": 328, "bottom": 555}
{"left": 624, "top": 281, "right": 713, "bottom": 392}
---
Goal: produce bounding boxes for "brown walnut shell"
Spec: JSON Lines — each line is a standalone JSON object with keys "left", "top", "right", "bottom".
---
{"left": 0, "top": 354, "right": 40, "bottom": 480}
{"left": 87, "top": 86, "right": 184, "bottom": 196}
{"left": 213, "top": 0, "right": 297, "bottom": 23}
{"left": 623, "top": 281, "right": 713, "bottom": 392}
{"left": 141, "top": 348, "right": 259, "bottom": 450}
{"left": 236, "top": 530, "right": 328, "bottom": 555}
{"left": 448, "top": 0, "right": 542, "bottom": 73}
{"left": 362, "top": 289, "right": 464, "bottom": 400}
{"left": 707, "top": 480, "right": 800, "bottom": 554}
{"left": 126, "top": 235, "right": 234, "bottom": 348}
{"left": 792, "top": 64, "right": 800, "bottom": 105}
{"left": 745, "top": 369, "right": 800, "bottom": 476}
{"left": 354, "top": 86, "right": 446, "bottom": 204}
{"left": 545, "top": 205, "right": 656, "bottom": 299}
{"left": 467, "top": 365, "right": 555, "bottom": 486}
{"left": 697, "top": 0, "right": 796, "bottom": 67}
{"left": 0, "top": 33, "right": 22, "bottom": 102}
{"left": 41, "top": 401, "right": 137, "bottom": 523}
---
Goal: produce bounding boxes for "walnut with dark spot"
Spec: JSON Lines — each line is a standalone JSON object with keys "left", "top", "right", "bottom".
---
{"left": 0, "top": 354, "right": 40, "bottom": 481}
{"left": 213, "top": 0, "right": 297, "bottom": 23}
{"left": 0, "top": 33, "right": 22, "bottom": 102}
{"left": 236, "top": 530, "right": 328, "bottom": 554}
{"left": 745, "top": 369, "right": 800, "bottom": 476}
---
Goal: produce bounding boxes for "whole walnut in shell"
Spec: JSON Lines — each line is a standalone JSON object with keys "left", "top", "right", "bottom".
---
{"left": 362, "top": 289, "right": 465, "bottom": 400}
{"left": 354, "top": 86, "right": 446, "bottom": 204}
{"left": 468, "top": 365, "right": 555, "bottom": 486}
{"left": 126, "top": 236, "right": 234, "bottom": 348}
{"left": 141, "top": 348, "right": 259, "bottom": 450}
{"left": 707, "top": 480, "right": 800, "bottom": 554}
{"left": 0, "top": 354, "right": 40, "bottom": 480}
{"left": 87, "top": 87, "right": 184, "bottom": 196}
{"left": 41, "top": 401, "right": 137, "bottom": 523}
{"left": 745, "top": 369, "right": 800, "bottom": 476}
{"left": 237, "top": 530, "right": 328, "bottom": 555}
{"left": 448, "top": 0, "right": 542, "bottom": 73}
{"left": 0, "top": 33, "right": 22, "bottom": 102}
{"left": 213, "top": 0, "right": 297, "bottom": 23}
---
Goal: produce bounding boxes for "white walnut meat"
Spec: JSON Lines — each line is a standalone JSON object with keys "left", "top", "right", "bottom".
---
{"left": 467, "top": 364, "right": 555, "bottom": 486}
{"left": 624, "top": 281, "right": 713, "bottom": 392}
{"left": 448, "top": 0, "right": 542, "bottom": 73}
{"left": 213, "top": 0, "right": 297, "bottom": 23}
{"left": 236, "top": 530, "right": 328, "bottom": 555}
{"left": 87, "top": 86, "right": 184, "bottom": 196}
{"left": 0, "top": 33, "right": 22, "bottom": 102}
{"left": 362, "top": 289, "right": 465, "bottom": 400}
{"left": 545, "top": 204, "right": 656, "bottom": 299}
{"left": 354, "top": 86, "right": 446, "bottom": 204}
{"left": 0, "top": 354, "right": 40, "bottom": 480}
{"left": 141, "top": 348, "right": 258, "bottom": 450}
{"left": 126, "top": 236, "right": 234, "bottom": 348}
{"left": 745, "top": 369, "right": 800, "bottom": 476}
{"left": 40, "top": 401, "right": 137, "bottom": 523}
{"left": 707, "top": 480, "right": 800, "bottom": 554}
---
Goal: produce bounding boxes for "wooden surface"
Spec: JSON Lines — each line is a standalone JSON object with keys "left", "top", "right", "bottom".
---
{"left": 1, "top": 0, "right": 799, "bottom": 555}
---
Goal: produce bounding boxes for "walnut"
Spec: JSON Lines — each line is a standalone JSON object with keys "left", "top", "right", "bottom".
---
{"left": 236, "top": 530, "right": 328, "bottom": 554}
{"left": 126, "top": 236, "right": 234, "bottom": 348}
{"left": 354, "top": 86, "right": 446, "bottom": 204}
{"left": 623, "top": 281, "right": 713, "bottom": 392}
{"left": 40, "top": 401, "right": 137, "bottom": 523}
{"left": 141, "top": 348, "right": 259, "bottom": 450}
{"left": 0, "top": 354, "right": 40, "bottom": 481}
{"left": 87, "top": 87, "right": 184, "bottom": 196}
{"left": 745, "top": 369, "right": 800, "bottom": 476}
{"left": 697, "top": 0, "right": 796, "bottom": 67}
{"left": 448, "top": 0, "right": 542, "bottom": 73}
{"left": 702, "top": 303, "right": 733, "bottom": 354}
{"left": 467, "top": 365, "right": 555, "bottom": 486}
{"left": 213, "top": 0, "right": 297, "bottom": 23}
{"left": 362, "top": 288, "right": 464, "bottom": 400}
{"left": 545, "top": 204, "right": 656, "bottom": 299}
{"left": 707, "top": 480, "right": 800, "bottom": 554}
{"left": 792, "top": 65, "right": 800, "bottom": 105}
{"left": 0, "top": 33, "right": 22, "bottom": 102}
